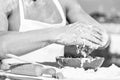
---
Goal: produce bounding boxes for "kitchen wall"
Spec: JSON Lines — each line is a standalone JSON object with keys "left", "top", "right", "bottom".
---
{"left": 78, "top": 0, "right": 120, "bottom": 14}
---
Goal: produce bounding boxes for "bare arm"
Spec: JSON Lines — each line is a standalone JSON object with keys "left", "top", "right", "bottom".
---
{"left": 0, "top": 3, "right": 63, "bottom": 58}
{"left": 0, "top": 27, "right": 63, "bottom": 58}
{"left": 66, "top": 0, "right": 101, "bottom": 25}
{"left": 65, "top": 0, "right": 109, "bottom": 48}
{"left": 0, "top": 0, "right": 109, "bottom": 59}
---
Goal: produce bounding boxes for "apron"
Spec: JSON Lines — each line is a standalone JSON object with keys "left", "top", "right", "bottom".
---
{"left": 3, "top": 0, "right": 66, "bottom": 64}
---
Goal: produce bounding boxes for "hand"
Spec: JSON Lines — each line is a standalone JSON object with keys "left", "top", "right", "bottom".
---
{"left": 57, "top": 21, "right": 110, "bottom": 49}
{"left": 35, "top": 67, "right": 64, "bottom": 79}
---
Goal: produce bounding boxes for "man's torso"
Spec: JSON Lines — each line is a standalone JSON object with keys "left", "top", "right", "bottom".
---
{"left": 5, "top": 0, "right": 66, "bottom": 31}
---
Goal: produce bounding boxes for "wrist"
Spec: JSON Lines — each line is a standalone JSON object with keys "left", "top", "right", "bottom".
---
{"left": 49, "top": 26, "right": 67, "bottom": 44}
{"left": 41, "top": 27, "right": 65, "bottom": 43}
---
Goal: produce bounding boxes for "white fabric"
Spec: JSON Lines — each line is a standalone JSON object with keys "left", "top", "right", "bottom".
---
{"left": 4, "top": 0, "right": 66, "bottom": 64}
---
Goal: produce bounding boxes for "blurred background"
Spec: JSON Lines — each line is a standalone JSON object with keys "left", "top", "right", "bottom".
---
{"left": 78, "top": 0, "right": 120, "bottom": 14}
{"left": 78, "top": 0, "right": 120, "bottom": 23}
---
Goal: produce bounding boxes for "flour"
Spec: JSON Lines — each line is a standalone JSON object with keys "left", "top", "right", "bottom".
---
{"left": 76, "top": 45, "right": 94, "bottom": 57}
{"left": 55, "top": 64, "right": 120, "bottom": 79}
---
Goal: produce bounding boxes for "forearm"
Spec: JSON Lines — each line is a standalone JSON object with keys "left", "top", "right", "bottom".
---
{"left": 66, "top": 3, "right": 100, "bottom": 26}
{"left": 0, "top": 27, "right": 61, "bottom": 58}
{"left": 71, "top": 9, "right": 101, "bottom": 26}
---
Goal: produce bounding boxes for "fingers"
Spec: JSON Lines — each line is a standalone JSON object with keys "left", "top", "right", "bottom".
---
{"left": 77, "top": 24, "right": 109, "bottom": 49}
{"left": 84, "top": 33, "right": 102, "bottom": 44}
{"left": 79, "top": 39, "right": 100, "bottom": 49}
{"left": 35, "top": 67, "right": 56, "bottom": 76}
{"left": 42, "top": 68, "right": 56, "bottom": 75}
{"left": 91, "top": 25, "right": 103, "bottom": 34}
{"left": 72, "top": 22, "right": 103, "bottom": 45}
{"left": 35, "top": 67, "right": 65, "bottom": 79}
{"left": 82, "top": 35, "right": 108, "bottom": 49}
{"left": 84, "top": 25, "right": 103, "bottom": 41}
{"left": 52, "top": 72, "right": 65, "bottom": 79}
{"left": 91, "top": 25, "right": 110, "bottom": 48}
{"left": 90, "top": 28, "right": 102, "bottom": 40}
{"left": 78, "top": 31, "right": 102, "bottom": 47}
{"left": 59, "top": 22, "right": 109, "bottom": 49}
{"left": 98, "top": 31, "right": 110, "bottom": 49}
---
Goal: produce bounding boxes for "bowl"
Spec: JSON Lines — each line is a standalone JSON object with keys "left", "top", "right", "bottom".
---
{"left": 56, "top": 56, "right": 105, "bottom": 71}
